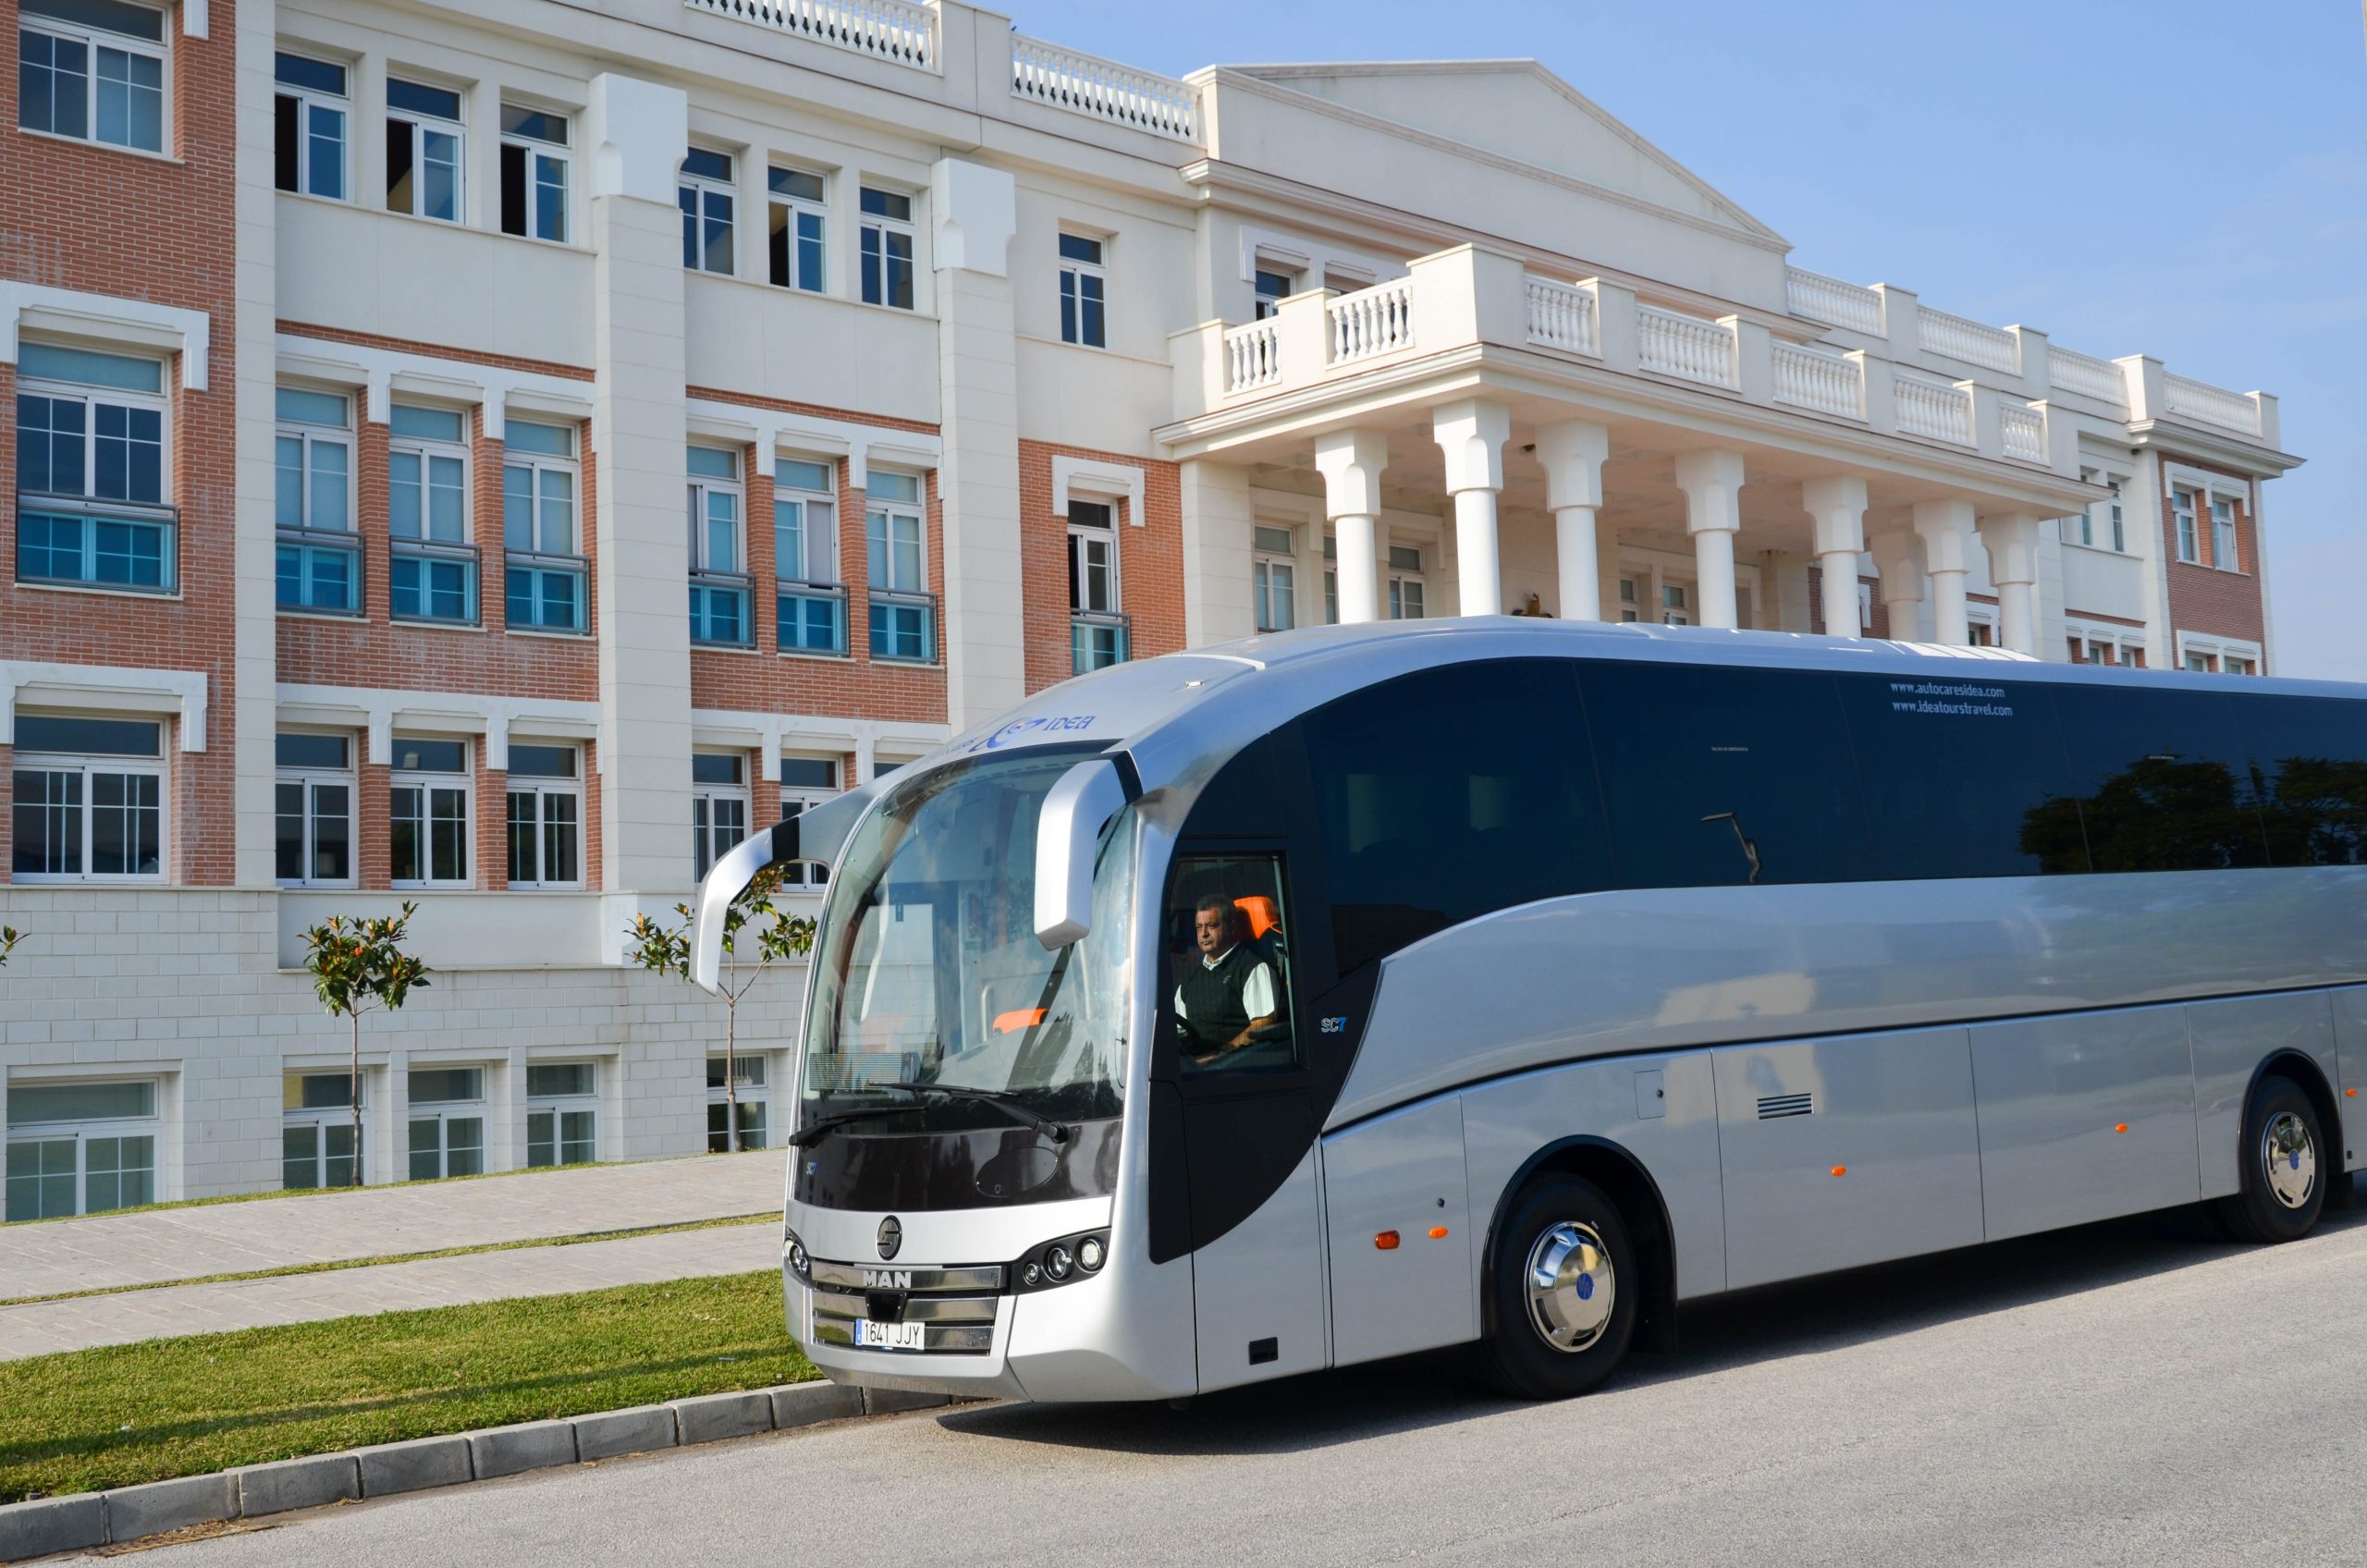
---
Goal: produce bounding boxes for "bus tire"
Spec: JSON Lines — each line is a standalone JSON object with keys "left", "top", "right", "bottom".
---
{"left": 1478, "top": 1174, "right": 1638, "bottom": 1400}
{"left": 2215, "top": 1075, "right": 2325, "bottom": 1244}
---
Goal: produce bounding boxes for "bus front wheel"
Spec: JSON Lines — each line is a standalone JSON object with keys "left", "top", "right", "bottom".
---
{"left": 2216, "top": 1075, "right": 2325, "bottom": 1245}
{"left": 1478, "top": 1174, "right": 1639, "bottom": 1400}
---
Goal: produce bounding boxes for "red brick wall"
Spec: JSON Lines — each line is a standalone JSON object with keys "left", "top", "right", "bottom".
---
{"left": 0, "top": 1, "right": 238, "bottom": 884}
{"left": 2160, "top": 465, "right": 2266, "bottom": 651}
{"left": 1016, "top": 441, "right": 1184, "bottom": 693}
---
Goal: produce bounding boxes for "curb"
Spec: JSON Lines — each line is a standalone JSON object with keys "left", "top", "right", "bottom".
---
{"left": 0, "top": 1382, "right": 942, "bottom": 1562}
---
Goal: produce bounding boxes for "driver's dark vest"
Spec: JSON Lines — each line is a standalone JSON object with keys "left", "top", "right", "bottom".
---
{"left": 1178, "top": 943, "right": 1258, "bottom": 1046}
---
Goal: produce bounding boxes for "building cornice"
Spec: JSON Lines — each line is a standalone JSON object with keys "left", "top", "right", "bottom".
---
{"left": 2126, "top": 420, "right": 2303, "bottom": 480}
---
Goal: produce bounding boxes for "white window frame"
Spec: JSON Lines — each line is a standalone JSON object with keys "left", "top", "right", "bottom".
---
{"left": 386, "top": 76, "right": 465, "bottom": 224}
{"left": 389, "top": 402, "right": 475, "bottom": 624}
{"left": 858, "top": 186, "right": 916, "bottom": 310}
{"left": 1252, "top": 266, "right": 1296, "bottom": 321}
{"left": 389, "top": 738, "right": 472, "bottom": 889}
{"left": 1067, "top": 499, "right": 1119, "bottom": 617}
{"left": 1617, "top": 576, "right": 1641, "bottom": 623}
{"left": 524, "top": 1060, "right": 598, "bottom": 1168}
{"left": 17, "top": 0, "right": 168, "bottom": 154}
{"left": 773, "top": 458, "right": 838, "bottom": 585}
{"left": 274, "top": 50, "right": 349, "bottom": 201}
{"left": 865, "top": 475, "right": 932, "bottom": 663}
{"left": 680, "top": 147, "right": 735, "bottom": 276}
{"left": 1058, "top": 231, "right": 1108, "bottom": 349}
{"left": 6, "top": 1078, "right": 163, "bottom": 1220}
{"left": 692, "top": 751, "right": 750, "bottom": 881}
{"left": 706, "top": 1053, "right": 771, "bottom": 1152}
{"left": 687, "top": 447, "right": 743, "bottom": 575}
{"left": 16, "top": 346, "right": 176, "bottom": 594}
{"left": 1387, "top": 544, "right": 1426, "bottom": 621}
{"left": 2176, "top": 631, "right": 2263, "bottom": 678}
{"left": 276, "top": 729, "right": 355, "bottom": 888}
{"left": 11, "top": 717, "right": 167, "bottom": 884}
{"left": 1252, "top": 524, "right": 1297, "bottom": 633}
{"left": 768, "top": 166, "right": 827, "bottom": 293}
{"left": 2172, "top": 486, "right": 2200, "bottom": 564}
{"left": 275, "top": 386, "right": 351, "bottom": 533}
{"left": 504, "top": 742, "right": 583, "bottom": 890}
{"left": 281, "top": 1071, "right": 364, "bottom": 1190}
{"left": 16, "top": 349, "right": 170, "bottom": 508}
{"left": 777, "top": 753, "right": 840, "bottom": 889}
{"left": 2210, "top": 495, "right": 2240, "bottom": 572}
{"left": 405, "top": 1068, "right": 487, "bottom": 1181}
{"left": 498, "top": 104, "right": 569, "bottom": 244}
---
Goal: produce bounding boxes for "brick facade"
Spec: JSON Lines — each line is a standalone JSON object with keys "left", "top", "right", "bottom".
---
{"left": 1016, "top": 440, "right": 1184, "bottom": 693}
{"left": 2160, "top": 464, "right": 2266, "bottom": 649}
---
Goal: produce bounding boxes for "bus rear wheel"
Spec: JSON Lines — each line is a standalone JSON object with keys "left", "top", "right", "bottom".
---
{"left": 1478, "top": 1174, "right": 1638, "bottom": 1400}
{"left": 2216, "top": 1075, "right": 2325, "bottom": 1244}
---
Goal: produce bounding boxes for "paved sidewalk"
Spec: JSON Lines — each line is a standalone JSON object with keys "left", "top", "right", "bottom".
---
{"left": 0, "top": 1150, "right": 785, "bottom": 1303}
{"left": 0, "top": 1220, "right": 781, "bottom": 1360}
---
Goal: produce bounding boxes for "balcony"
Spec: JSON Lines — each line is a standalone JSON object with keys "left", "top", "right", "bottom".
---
{"left": 689, "top": 570, "right": 755, "bottom": 647}
{"left": 391, "top": 540, "right": 480, "bottom": 625}
{"left": 277, "top": 527, "right": 362, "bottom": 615}
{"left": 778, "top": 579, "right": 849, "bottom": 655}
{"left": 867, "top": 587, "right": 937, "bottom": 664}
{"left": 17, "top": 496, "right": 178, "bottom": 594}
{"left": 1071, "top": 610, "right": 1130, "bottom": 674}
{"left": 505, "top": 552, "right": 587, "bottom": 633}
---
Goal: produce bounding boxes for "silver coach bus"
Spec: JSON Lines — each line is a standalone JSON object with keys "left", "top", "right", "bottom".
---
{"left": 693, "top": 619, "right": 2367, "bottom": 1403}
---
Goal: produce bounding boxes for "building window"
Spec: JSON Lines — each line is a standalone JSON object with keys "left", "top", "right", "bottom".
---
{"left": 775, "top": 457, "right": 844, "bottom": 655}
{"left": 282, "top": 1072, "right": 362, "bottom": 1189}
{"left": 2173, "top": 487, "right": 2199, "bottom": 563}
{"left": 17, "top": 0, "right": 166, "bottom": 153}
{"left": 1387, "top": 545, "right": 1426, "bottom": 620}
{"left": 1253, "top": 524, "right": 1296, "bottom": 633}
{"left": 503, "top": 419, "right": 584, "bottom": 632}
{"left": 768, "top": 167, "right": 825, "bottom": 292}
{"left": 1968, "top": 619, "right": 1995, "bottom": 647}
{"left": 687, "top": 445, "right": 750, "bottom": 646}
{"left": 858, "top": 187, "right": 914, "bottom": 309}
{"left": 865, "top": 470, "right": 932, "bottom": 661}
{"left": 2211, "top": 496, "right": 2238, "bottom": 570}
{"left": 1058, "top": 233, "right": 1107, "bottom": 348}
{"left": 12, "top": 714, "right": 164, "bottom": 882}
{"left": 276, "top": 731, "right": 353, "bottom": 887}
{"left": 692, "top": 751, "right": 747, "bottom": 882}
{"left": 386, "top": 77, "right": 462, "bottom": 223}
{"left": 389, "top": 403, "right": 476, "bottom": 624}
{"left": 1617, "top": 577, "right": 1641, "bottom": 623}
{"left": 2107, "top": 480, "right": 2125, "bottom": 552}
{"left": 273, "top": 51, "right": 347, "bottom": 199}
{"left": 390, "top": 737, "right": 470, "bottom": 888}
{"left": 1069, "top": 498, "right": 1126, "bottom": 672}
{"left": 525, "top": 1062, "right": 596, "bottom": 1167}
{"left": 16, "top": 342, "right": 174, "bottom": 594}
{"left": 273, "top": 386, "right": 357, "bottom": 614}
{"left": 1322, "top": 534, "right": 1338, "bottom": 625}
{"left": 1661, "top": 582, "right": 1689, "bottom": 627}
{"left": 1253, "top": 268, "right": 1294, "bottom": 321}
{"left": 506, "top": 743, "right": 582, "bottom": 889}
{"left": 498, "top": 104, "right": 568, "bottom": 242}
{"left": 680, "top": 147, "right": 734, "bottom": 275}
{"left": 779, "top": 756, "right": 839, "bottom": 889}
{"left": 6, "top": 1079, "right": 159, "bottom": 1219}
{"left": 706, "top": 1055, "right": 768, "bottom": 1151}
{"left": 2226, "top": 655, "right": 2257, "bottom": 676}
{"left": 406, "top": 1067, "right": 484, "bottom": 1180}
{"left": 2185, "top": 651, "right": 2214, "bottom": 674}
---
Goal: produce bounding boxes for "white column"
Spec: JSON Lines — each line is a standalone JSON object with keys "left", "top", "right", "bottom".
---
{"left": 1433, "top": 399, "right": 1511, "bottom": 617}
{"left": 1801, "top": 475, "right": 1869, "bottom": 638}
{"left": 1912, "top": 497, "right": 1978, "bottom": 646}
{"left": 1536, "top": 419, "right": 1609, "bottom": 621}
{"left": 230, "top": 0, "right": 283, "bottom": 885}
{"left": 585, "top": 74, "right": 693, "bottom": 892}
{"left": 1315, "top": 428, "right": 1388, "bottom": 625}
{"left": 929, "top": 157, "right": 1024, "bottom": 728}
{"left": 1178, "top": 459, "right": 1255, "bottom": 646}
{"left": 1980, "top": 511, "right": 2043, "bottom": 655}
{"left": 1869, "top": 527, "right": 1925, "bottom": 640}
{"left": 1674, "top": 449, "right": 1747, "bottom": 631}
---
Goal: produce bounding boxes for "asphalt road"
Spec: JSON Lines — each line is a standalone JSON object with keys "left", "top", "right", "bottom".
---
{"left": 117, "top": 1196, "right": 2367, "bottom": 1567}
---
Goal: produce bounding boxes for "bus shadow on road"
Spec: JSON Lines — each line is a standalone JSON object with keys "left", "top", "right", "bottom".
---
{"left": 938, "top": 1183, "right": 2366, "bottom": 1457}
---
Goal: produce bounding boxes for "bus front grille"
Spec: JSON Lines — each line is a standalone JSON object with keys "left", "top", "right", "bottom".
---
{"left": 808, "top": 1271, "right": 1000, "bottom": 1355}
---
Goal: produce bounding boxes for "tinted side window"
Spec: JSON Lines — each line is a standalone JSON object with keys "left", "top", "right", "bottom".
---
{"left": 1835, "top": 672, "right": 2087, "bottom": 877}
{"left": 1302, "top": 659, "right": 1609, "bottom": 976}
{"left": 2239, "top": 694, "right": 2367, "bottom": 866}
{"left": 1582, "top": 662, "right": 1872, "bottom": 888}
{"left": 2050, "top": 683, "right": 2268, "bottom": 871}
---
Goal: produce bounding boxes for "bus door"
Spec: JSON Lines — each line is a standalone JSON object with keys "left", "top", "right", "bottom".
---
{"left": 1158, "top": 846, "right": 1327, "bottom": 1390}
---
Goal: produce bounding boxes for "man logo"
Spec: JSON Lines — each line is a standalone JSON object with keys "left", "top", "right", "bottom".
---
{"left": 877, "top": 1216, "right": 903, "bottom": 1261}
{"left": 864, "top": 1269, "right": 914, "bottom": 1290}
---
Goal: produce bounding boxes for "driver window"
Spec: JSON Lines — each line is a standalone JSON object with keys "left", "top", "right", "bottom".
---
{"left": 1167, "top": 853, "right": 1295, "bottom": 1075}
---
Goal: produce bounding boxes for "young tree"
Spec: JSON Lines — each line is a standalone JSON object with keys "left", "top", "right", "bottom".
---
{"left": 0, "top": 926, "right": 21, "bottom": 968}
{"left": 298, "top": 904, "right": 430, "bottom": 1184}
{"left": 628, "top": 865, "right": 815, "bottom": 1152}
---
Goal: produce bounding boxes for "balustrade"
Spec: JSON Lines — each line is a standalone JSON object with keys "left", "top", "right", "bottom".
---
{"left": 1894, "top": 375, "right": 1974, "bottom": 445}
{"left": 1771, "top": 341, "right": 1863, "bottom": 419}
{"left": 2047, "top": 347, "right": 2127, "bottom": 410}
{"left": 685, "top": 0, "right": 934, "bottom": 67}
{"left": 1328, "top": 279, "right": 1415, "bottom": 364}
{"left": 1525, "top": 276, "right": 1597, "bottom": 354}
{"left": 1998, "top": 402, "right": 2046, "bottom": 464}
{"left": 1012, "top": 34, "right": 1196, "bottom": 139}
{"left": 1784, "top": 267, "right": 1883, "bottom": 335}
{"left": 1917, "top": 307, "right": 2019, "bottom": 374}
{"left": 2164, "top": 374, "right": 2262, "bottom": 436}
{"left": 1222, "top": 319, "right": 1282, "bottom": 394}
{"left": 1637, "top": 305, "right": 1737, "bottom": 389}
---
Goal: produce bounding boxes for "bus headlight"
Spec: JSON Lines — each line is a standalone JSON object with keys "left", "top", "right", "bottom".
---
{"left": 785, "top": 1232, "right": 810, "bottom": 1280}
{"left": 1046, "top": 1243, "right": 1073, "bottom": 1281}
{"left": 1012, "top": 1229, "right": 1108, "bottom": 1292}
{"left": 1076, "top": 1234, "right": 1106, "bottom": 1272}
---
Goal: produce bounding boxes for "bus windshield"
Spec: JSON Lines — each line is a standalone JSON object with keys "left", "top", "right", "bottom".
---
{"left": 800, "top": 747, "right": 1136, "bottom": 1131}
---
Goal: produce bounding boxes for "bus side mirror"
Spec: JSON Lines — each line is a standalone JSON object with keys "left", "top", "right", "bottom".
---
{"left": 1035, "top": 758, "right": 1131, "bottom": 949}
{"left": 689, "top": 786, "right": 874, "bottom": 994}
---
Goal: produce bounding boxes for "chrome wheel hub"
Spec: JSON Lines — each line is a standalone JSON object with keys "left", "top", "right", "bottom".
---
{"left": 1524, "top": 1220, "right": 1615, "bottom": 1354}
{"left": 2263, "top": 1110, "right": 2317, "bottom": 1210}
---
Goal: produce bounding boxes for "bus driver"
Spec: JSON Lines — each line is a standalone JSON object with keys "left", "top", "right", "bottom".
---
{"left": 1175, "top": 894, "right": 1281, "bottom": 1066}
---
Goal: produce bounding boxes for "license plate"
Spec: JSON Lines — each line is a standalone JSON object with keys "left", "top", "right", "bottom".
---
{"left": 855, "top": 1319, "right": 926, "bottom": 1352}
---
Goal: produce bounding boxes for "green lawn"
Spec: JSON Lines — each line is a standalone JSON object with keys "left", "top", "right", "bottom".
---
{"left": 0, "top": 1270, "right": 816, "bottom": 1501}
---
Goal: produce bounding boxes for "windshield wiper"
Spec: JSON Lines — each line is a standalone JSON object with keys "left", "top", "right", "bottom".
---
{"left": 884, "top": 1083, "right": 1072, "bottom": 1144}
{"left": 788, "top": 1102, "right": 920, "bottom": 1148}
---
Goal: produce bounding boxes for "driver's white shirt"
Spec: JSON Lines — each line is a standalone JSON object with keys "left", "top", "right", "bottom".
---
{"left": 1172, "top": 943, "right": 1278, "bottom": 1021}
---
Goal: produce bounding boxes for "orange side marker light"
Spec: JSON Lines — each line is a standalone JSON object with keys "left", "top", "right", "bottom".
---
{"left": 1428, "top": 1226, "right": 1450, "bottom": 1240}
{"left": 1374, "top": 1231, "right": 1400, "bottom": 1251}
{"left": 1830, "top": 1166, "right": 1847, "bottom": 1178}
{"left": 2114, "top": 1123, "right": 2129, "bottom": 1134}
{"left": 2349, "top": 1088, "right": 2359, "bottom": 1098}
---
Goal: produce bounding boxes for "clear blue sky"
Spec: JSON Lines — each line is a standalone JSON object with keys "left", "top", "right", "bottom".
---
{"left": 1018, "top": 0, "right": 2365, "bottom": 677}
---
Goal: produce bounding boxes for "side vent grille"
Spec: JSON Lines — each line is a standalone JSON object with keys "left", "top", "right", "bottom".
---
{"left": 1757, "top": 1092, "right": 1814, "bottom": 1120}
